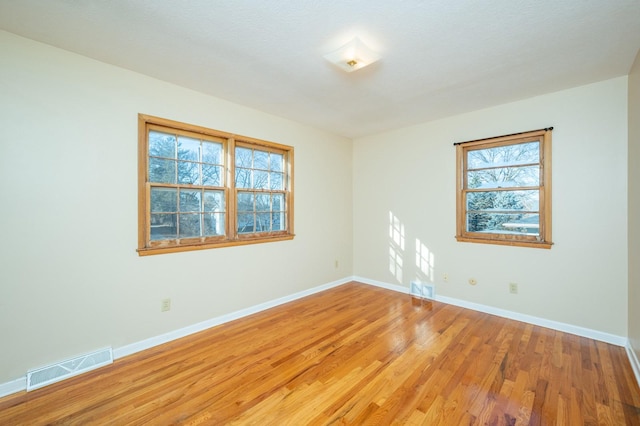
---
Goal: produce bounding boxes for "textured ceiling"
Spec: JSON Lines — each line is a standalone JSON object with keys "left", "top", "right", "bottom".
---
{"left": 1, "top": 0, "right": 639, "bottom": 138}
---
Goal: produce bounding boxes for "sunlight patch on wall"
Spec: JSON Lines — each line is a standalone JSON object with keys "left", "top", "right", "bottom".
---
{"left": 389, "top": 246, "right": 403, "bottom": 283}
{"left": 389, "top": 212, "right": 405, "bottom": 283}
{"left": 415, "top": 238, "right": 435, "bottom": 283}
{"left": 389, "top": 212, "right": 405, "bottom": 250}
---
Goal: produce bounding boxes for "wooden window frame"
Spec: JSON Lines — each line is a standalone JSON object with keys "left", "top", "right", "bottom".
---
{"left": 138, "top": 114, "right": 294, "bottom": 256}
{"left": 455, "top": 128, "right": 552, "bottom": 249}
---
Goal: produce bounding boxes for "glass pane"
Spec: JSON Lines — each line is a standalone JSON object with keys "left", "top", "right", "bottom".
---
{"left": 179, "top": 214, "right": 201, "bottom": 238}
{"left": 254, "top": 150, "right": 269, "bottom": 170}
{"left": 254, "top": 170, "right": 269, "bottom": 189}
{"left": 272, "top": 193, "right": 284, "bottom": 211}
{"left": 178, "top": 136, "right": 200, "bottom": 161}
{"left": 236, "top": 147, "right": 252, "bottom": 168}
{"left": 180, "top": 189, "right": 201, "bottom": 212}
{"left": 467, "top": 141, "right": 539, "bottom": 169}
{"left": 149, "top": 158, "right": 176, "bottom": 184}
{"left": 202, "top": 141, "right": 222, "bottom": 164}
{"left": 178, "top": 161, "right": 200, "bottom": 185}
{"left": 272, "top": 211, "right": 285, "bottom": 231}
{"left": 270, "top": 153, "right": 283, "bottom": 172}
{"left": 150, "top": 213, "right": 177, "bottom": 240}
{"left": 270, "top": 172, "right": 283, "bottom": 190}
{"left": 467, "top": 212, "right": 539, "bottom": 235}
{"left": 202, "top": 165, "right": 221, "bottom": 186}
{"left": 150, "top": 187, "right": 177, "bottom": 213}
{"left": 237, "top": 213, "right": 255, "bottom": 233}
{"left": 203, "top": 212, "right": 225, "bottom": 236}
{"left": 256, "top": 213, "right": 271, "bottom": 232}
{"left": 467, "top": 165, "right": 539, "bottom": 189}
{"left": 237, "top": 192, "right": 254, "bottom": 212}
{"left": 256, "top": 193, "right": 270, "bottom": 212}
{"left": 467, "top": 190, "right": 539, "bottom": 212}
{"left": 149, "top": 131, "right": 176, "bottom": 158}
{"left": 204, "top": 190, "right": 224, "bottom": 212}
{"left": 235, "top": 168, "right": 251, "bottom": 188}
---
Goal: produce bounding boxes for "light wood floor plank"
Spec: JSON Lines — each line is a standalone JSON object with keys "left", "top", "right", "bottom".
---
{"left": 0, "top": 282, "right": 639, "bottom": 425}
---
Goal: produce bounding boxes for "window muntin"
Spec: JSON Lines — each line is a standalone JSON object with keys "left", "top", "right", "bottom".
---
{"left": 138, "top": 115, "right": 294, "bottom": 255}
{"left": 456, "top": 129, "right": 552, "bottom": 248}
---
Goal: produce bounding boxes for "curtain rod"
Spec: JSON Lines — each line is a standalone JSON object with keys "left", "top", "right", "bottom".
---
{"left": 453, "top": 127, "right": 553, "bottom": 146}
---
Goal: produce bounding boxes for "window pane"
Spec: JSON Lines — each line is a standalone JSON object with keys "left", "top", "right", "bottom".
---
{"left": 237, "top": 213, "right": 254, "bottom": 233}
{"left": 238, "top": 192, "right": 254, "bottom": 212}
{"left": 179, "top": 214, "right": 201, "bottom": 238}
{"left": 151, "top": 188, "right": 177, "bottom": 213}
{"left": 149, "top": 158, "right": 176, "bottom": 184}
{"left": 204, "top": 190, "right": 224, "bottom": 212}
{"left": 178, "top": 161, "right": 200, "bottom": 185}
{"left": 467, "top": 213, "right": 539, "bottom": 235}
{"left": 203, "top": 213, "right": 225, "bottom": 236}
{"left": 178, "top": 136, "right": 200, "bottom": 161}
{"left": 256, "top": 194, "right": 270, "bottom": 212}
{"left": 254, "top": 150, "right": 269, "bottom": 170}
{"left": 202, "top": 141, "right": 222, "bottom": 164}
{"left": 256, "top": 213, "right": 271, "bottom": 232}
{"left": 236, "top": 147, "right": 252, "bottom": 168}
{"left": 270, "top": 172, "right": 283, "bottom": 190}
{"left": 235, "top": 168, "right": 251, "bottom": 189}
{"left": 272, "top": 211, "right": 285, "bottom": 231}
{"left": 272, "top": 193, "right": 284, "bottom": 211}
{"left": 467, "top": 141, "right": 539, "bottom": 169}
{"left": 270, "top": 153, "right": 283, "bottom": 172}
{"left": 180, "top": 189, "right": 201, "bottom": 212}
{"left": 202, "top": 165, "right": 222, "bottom": 186}
{"left": 149, "top": 131, "right": 176, "bottom": 158}
{"left": 254, "top": 170, "right": 269, "bottom": 189}
{"left": 150, "top": 213, "right": 177, "bottom": 240}
{"left": 467, "top": 190, "right": 539, "bottom": 212}
{"left": 467, "top": 166, "right": 539, "bottom": 189}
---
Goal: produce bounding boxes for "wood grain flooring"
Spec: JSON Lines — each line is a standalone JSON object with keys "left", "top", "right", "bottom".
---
{"left": 1, "top": 282, "right": 639, "bottom": 425}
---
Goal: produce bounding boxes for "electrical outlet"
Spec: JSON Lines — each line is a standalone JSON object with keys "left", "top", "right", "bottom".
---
{"left": 443, "top": 273, "right": 449, "bottom": 282}
{"left": 161, "top": 298, "right": 171, "bottom": 312}
{"left": 509, "top": 283, "right": 518, "bottom": 294}
{"left": 468, "top": 278, "right": 478, "bottom": 286}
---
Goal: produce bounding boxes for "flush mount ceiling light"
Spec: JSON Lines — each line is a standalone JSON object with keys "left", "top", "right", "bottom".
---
{"left": 323, "top": 37, "right": 380, "bottom": 73}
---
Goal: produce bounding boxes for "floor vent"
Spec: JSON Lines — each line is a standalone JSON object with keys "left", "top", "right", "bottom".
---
{"left": 410, "top": 281, "right": 435, "bottom": 300}
{"left": 27, "top": 347, "right": 113, "bottom": 391}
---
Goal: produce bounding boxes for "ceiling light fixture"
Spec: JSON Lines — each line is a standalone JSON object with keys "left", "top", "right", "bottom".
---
{"left": 323, "top": 37, "right": 380, "bottom": 73}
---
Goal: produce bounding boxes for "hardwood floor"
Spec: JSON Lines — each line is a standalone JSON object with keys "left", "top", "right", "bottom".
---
{"left": 1, "top": 282, "right": 639, "bottom": 425}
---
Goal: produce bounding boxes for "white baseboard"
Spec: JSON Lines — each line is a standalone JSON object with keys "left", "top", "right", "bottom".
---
{"left": 0, "top": 377, "right": 26, "bottom": 399}
{"left": 353, "top": 276, "right": 627, "bottom": 346}
{"left": 626, "top": 341, "right": 640, "bottom": 388}
{"left": 0, "top": 277, "right": 351, "bottom": 398}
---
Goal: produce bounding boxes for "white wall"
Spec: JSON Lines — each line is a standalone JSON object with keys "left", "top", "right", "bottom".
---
{"left": 0, "top": 31, "right": 353, "bottom": 383}
{"left": 629, "top": 49, "right": 640, "bottom": 361}
{"left": 353, "top": 77, "right": 629, "bottom": 337}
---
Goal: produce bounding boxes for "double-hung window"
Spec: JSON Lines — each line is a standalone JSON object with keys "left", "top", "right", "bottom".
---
{"left": 455, "top": 128, "right": 552, "bottom": 248}
{"left": 138, "top": 115, "right": 294, "bottom": 255}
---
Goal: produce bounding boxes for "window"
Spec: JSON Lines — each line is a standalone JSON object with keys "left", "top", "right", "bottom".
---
{"left": 455, "top": 128, "right": 552, "bottom": 249}
{"left": 138, "top": 115, "right": 294, "bottom": 255}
